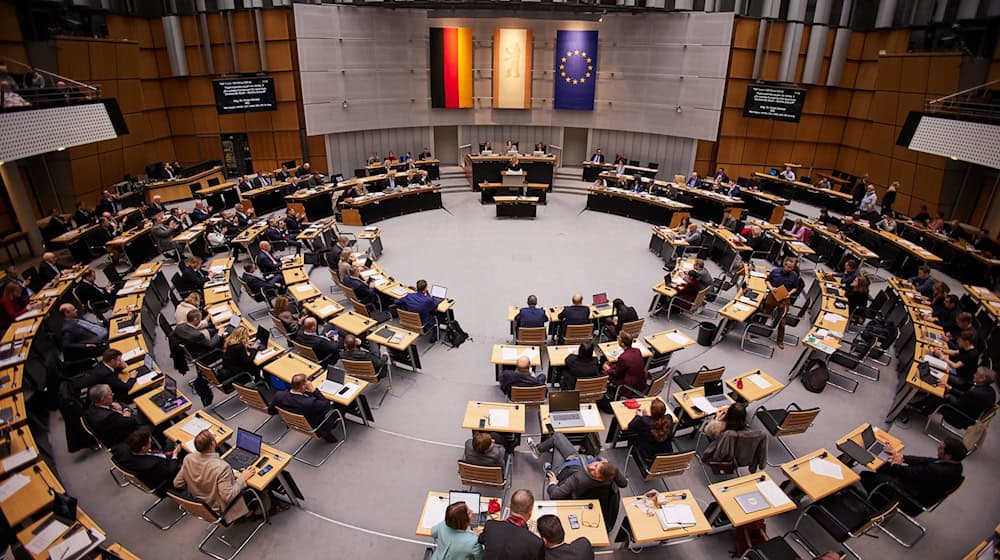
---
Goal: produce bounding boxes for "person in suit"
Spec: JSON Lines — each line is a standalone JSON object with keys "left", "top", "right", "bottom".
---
{"left": 941, "top": 368, "right": 997, "bottom": 429}
{"left": 81, "top": 349, "right": 136, "bottom": 402}
{"left": 537, "top": 515, "right": 594, "bottom": 560}
{"left": 173, "top": 309, "right": 222, "bottom": 358}
{"left": 295, "top": 317, "right": 341, "bottom": 364}
{"left": 150, "top": 214, "right": 180, "bottom": 261}
{"left": 60, "top": 303, "right": 108, "bottom": 357}
{"left": 177, "top": 257, "right": 208, "bottom": 294}
{"left": 340, "top": 334, "right": 387, "bottom": 378}
{"left": 859, "top": 437, "right": 965, "bottom": 510}
{"left": 233, "top": 203, "right": 253, "bottom": 229}
{"left": 146, "top": 195, "right": 167, "bottom": 218}
{"left": 173, "top": 430, "right": 262, "bottom": 524}
{"left": 73, "top": 202, "right": 95, "bottom": 227}
{"left": 190, "top": 200, "right": 212, "bottom": 224}
{"left": 601, "top": 332, "right": 649, "bottom": 399}
{"left": 514, "top": 295, "right": 547, "bottom": 330}
{"left": 557, "top": 294, "right": 591, "bottom": 344}
{"left": 478, "top": 489, "right": 544, "bottom": 560}
{"left": 112, "top": 428, "right": 181, "bottom": 496}
{"left": 418, "top": 148, "right": 432, "bottom": 160}
{"left": 345, "top": 266, "right": 379, "bottom": 308}
{"left": 85, "top": 384, "right": 147, "bottom": 448}
{"left": 241, "top": 261, "right": 282, "bottom": 297}
{"left": 395, "top": 279, "right": 438, "bottom": 328}
{"left": 560, "top": 342, "right": 601, "bottom": 390}
{"left": 462, "top": 431, "right": 507, "bottom": 471}
{"left": 431, "top": 502, "right": 485, "bottom": 560}
{"left": 34, "top": 251, "right": 65, "bottom": 289}
{"left": 270, "top": 373, "right": 341, "bottom": 442}
{"left": 499, "top": 356, "right": 544, "bottom": 397}
{"left": 222, "top": 326, "right": 263, "bottom": 384}
{"left": 535, "top": 432, "right": 628, "bottom": 499}
{"left": 95, "top": 190, "right": 120, "bottom": 215}
{"left": 255, "top": 241, "right": 282, "bottom": 277}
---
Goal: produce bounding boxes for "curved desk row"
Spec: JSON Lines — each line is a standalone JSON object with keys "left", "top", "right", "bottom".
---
{"left": 586, "top": 187, "right": 691, "bottom": 226}
{"left": 340, "top": 186, "right": 443, "bottom": 226}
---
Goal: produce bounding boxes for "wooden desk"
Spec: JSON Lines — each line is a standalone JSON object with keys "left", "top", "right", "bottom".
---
{"left": 621, "top": 491, "right": 713, "bottom": 545}
{"left": 835, "top": 423, "right": 904, "bottom": 471}
{"left": 540, "top": 403, "right": 604, "bottom": 434}
{"left": 263, "top": 352, "right": 322, "bottom": 385}
{"left": 780, "top": 448, "right": 859, "bottom": 502}
{"left": 146, "top": 165, "right": 225, "bottom": 203}
{"left": 0, "top": 461, "right": 64, "bottom": 526}
{"left": 134, "top": 388, "right": 191, "bottom": 426}
{"left": 415, "top": 492, "right": 501, "bottom": 538}
{"left": 725, "top": 370, "right": 784, "bottom": 403}
{"left": 673, "top": 387, "right": 733, "bottom": 421}
{"left": 461, "top": 401, "right": 527, "bottom": 433}
{"left": 329, "top": 311, "right": 378, "bottom": 336}
{"left": 708, "top": 472, "right": 796, "bottom": 527}
{"left": 163, "top": 410, "right": 233, "bottom": 452}
{"left": 532, "top": 500, "right": 609, "bottom": 547}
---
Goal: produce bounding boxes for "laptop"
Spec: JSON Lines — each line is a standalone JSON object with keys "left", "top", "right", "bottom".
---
{"left": 548, "top": 391, "right": 585, "bottom": 428}
{"left": 431, "top": 284, "right": 448, "bottom": 305}
{"left": 703, "top": 380, "right": 730, "bottom": 409}
{"left": 150, "top": 375, "right": 181, "bottom": 409}
{"left": 860, "top": 425, "right": 886, "bottom": 457}
{"left": 450, "top": 491, "right": 486, "bottom": 527}
{"left": 224, "top": 428, "right": 263, "bottom": 471}
{"left": 592, "top": 292, "right": 612, "bottom": 310}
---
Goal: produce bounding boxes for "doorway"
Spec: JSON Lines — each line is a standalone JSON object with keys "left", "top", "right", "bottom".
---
{"left": 220, "top": 133, "right": 252, "bottom": 178}
{"left": 433, "top": 126, "right": 458, "bottom": 165}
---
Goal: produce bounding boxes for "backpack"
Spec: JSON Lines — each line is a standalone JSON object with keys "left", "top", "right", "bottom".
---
{"left": 444, "top": 320, "right": 470, "bottom": 348}
{"left": 801, "top": 359, "right": 829, "bottom": 393}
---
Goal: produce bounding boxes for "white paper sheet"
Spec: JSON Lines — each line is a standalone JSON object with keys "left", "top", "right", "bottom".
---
{"left": 0, "top": 473, "right": 30, "bottom": 501}
{"left": 487, "top": 409, "right": 509, "bottom": 428}
{"left": 808, "top": 458, "right": 844, "bottom": 480}
{"left": 580, "top": 407, "right": 602, "bottom": 426}
{"left": 24, "top": 519, "right": 67, "bottom": 555}
{"left": 691, "top": 397, "right": 717, "bottom": 414}
{"left": 747, "top": 374, "right": 772, "bottom": 389}
{"left": 756, "top": 480, "right": 791, "bottom": 507}
{"left": 0, "top": 448, "right": 36, "bottom": 471}
{"left": 181, "top": 417, "right": 213, "bottom": 436}
{"left": 420, "top": 497, "right": 449, "bottom": 530}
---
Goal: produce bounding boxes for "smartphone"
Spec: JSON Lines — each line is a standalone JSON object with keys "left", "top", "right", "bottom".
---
{"left": 257, "top": 465, "right": 273, "bottom": 476}
{"left": 568, "top": 514, "right": 579, "bottom": 530}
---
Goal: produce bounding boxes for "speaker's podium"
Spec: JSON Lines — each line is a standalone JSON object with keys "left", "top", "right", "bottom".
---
{"left": 502, "top": 170, "right": 525, "bottom": 187}
{"left": 495, "top": 196, "right": 538, "bottom": 219}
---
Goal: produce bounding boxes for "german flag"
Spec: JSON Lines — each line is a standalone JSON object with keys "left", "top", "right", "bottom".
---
{"left": 430, "top": 27, "right": 473, "bottom": 109}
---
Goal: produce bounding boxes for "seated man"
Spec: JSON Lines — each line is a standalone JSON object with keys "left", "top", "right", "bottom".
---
{"left": 255, "top": 241, "right": 282, "bottom": 277}
{"left": 241, "top": 261, "right": 282, "bottom": 296}
{"left": 173, "top": 430, "right": 264, "bottom": 523}
{"left": 557, "top": 293, "right": 592, "bottom": 344}
{"left": 82, "top": 349, "right": 137, "bottom": 403}
{"left": 537, "top": 514, "right": 594, "bottom": 560}
{"left": 173, "top": 309, "right": 223, "bottom": 359}
{"left": 269, "top": 373, "right": 341, "bottom": 442}
{"left": 112, "top": 428, "right": 181, "bottom": 496}
{"left": 478, "top": 489, "right": 544, "bottom": 558}
{"left": 499, "top": 356, "right": 544, "bottom": 398}
{"left": 395, "top": 279, "right": 438, "bottom": 328}
{"left": 462, "top": 431, "right": 507, "bottom": 471}
{"left": 60, "top": 303, "right": 108, "bottom": 358}
{"left": 941, "top": 368, "right": 997, "bottom": 429}
{"left": 295, "top": 317, "right": 341, "bottom": 365}
{"left": 85, "top": 384, "right": 147, "bottom": 448}
{"left": 514, "top": 294, "right": 547, "bottom": 330}
{"left": 859, "top": 437, "right": 965, "bottom": 512}
{"left": 534, "top": 432, "right": 627, "bottom": 500}
{"left": 340, "top": 334, "right": 387, "bottom": 377}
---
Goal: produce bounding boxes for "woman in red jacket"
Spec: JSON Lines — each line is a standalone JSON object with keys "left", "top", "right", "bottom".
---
{"left": 601, "top": 331, "right": 650, "bottom": 399}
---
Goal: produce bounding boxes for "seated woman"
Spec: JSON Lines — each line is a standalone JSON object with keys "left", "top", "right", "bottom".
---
{"left": 561, "top": 342, "right": 601, "bottom": 390}
{"left": 174, "top": 292, "right": 211, "bottom": 330}
{"left": 222, "top": 326, "right": 262, "bottom": 384}
{"left": 272, "top": 295, "right": 301, "bottom": 335}
{"left": 626, "top": 399, "right": 674, "bottom": 465}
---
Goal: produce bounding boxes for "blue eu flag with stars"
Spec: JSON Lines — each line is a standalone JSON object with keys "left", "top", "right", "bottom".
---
{"left": 554, "top": 30, "right": 598, "bottom": 111}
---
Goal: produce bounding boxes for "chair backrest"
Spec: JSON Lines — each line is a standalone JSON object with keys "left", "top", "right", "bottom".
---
{"left": 233, "top": 383, "right": 269, "bottom": 413}
{"left": 457, "top": 461, "right": 506, "bottom": 488}
{"left": 165, "top": 491, "right": 221, "bottom": 524}
{"left": 397, "top": 309, "right": 426, "bottom": 334}
{"left": 620, "top": 319, "right": 644, "bottom": 338}
{"left": 195, "top": 360, "right": 223, "bottom": 387}
{"left": 274, "top": 406, "right": 316, "bottom": 436}
{"left": 574, "top": 375, "right": 608, "bottom": 403}
{"left": 291, "top": 339, "right": 320, "bottom": 362}
{"left": 510, "top": 384, "right": 547, "bottom": 405}
{"left": 350, "top": 298, "right": 371, "bottom": 318}
{"left": 777, "top": 406, "right": 820, "bottom": 436}
{"left": 645, "top": 450, "right": 695, "bottom": 480}
{"left": 516, "top": 326, "right": 546, "bottom": 345}
{"left": 564, "top": 323, "right": 593, "bottom": 345}
{"left": 692, "top": 366, "right": 725, "bottom": 387}
{"left": 342, "top": 359, "right": 377, "bottom": 383}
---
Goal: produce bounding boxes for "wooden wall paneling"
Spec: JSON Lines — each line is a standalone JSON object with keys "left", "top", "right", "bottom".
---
{"left": 898, "top": 56, "right": 930, "bottom": 93}
{"left": 266, "top": 41, "right": 294, "bottom": 71}
{"left": 249, "top": 132, "right": 277, "bottom": 159}
{"left": 98, "top": 150, "right": 125, "bottom": 186}
{"left": 875, "top": 56, "right": 902, "bottom": 91}
{"left": 57, "top": 39, "right": 92, "bottom": 82}
{"left": 70, "top": 156, "right": 101, "bottom": 194}
{"left": 117, "top": 79, "right": 143, "bottom": 114}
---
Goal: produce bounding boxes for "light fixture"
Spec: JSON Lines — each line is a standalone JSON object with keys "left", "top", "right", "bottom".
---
{"left": 342, "top": 100, "right": 349, "bottom": 109}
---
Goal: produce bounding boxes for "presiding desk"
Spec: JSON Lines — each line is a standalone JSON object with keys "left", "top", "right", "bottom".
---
{"left": 466, "top": 153, "right": 556, "bottom": 187}
{"left": 340, "top": 185, "right": 443, "bottom": 226}
{"left": 146, "top": 166, "right": 226, "bottom": 203}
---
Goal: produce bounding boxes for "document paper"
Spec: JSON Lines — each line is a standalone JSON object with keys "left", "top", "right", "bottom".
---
{"left": 756, "top": 480, "right": 791, "bottom": 507}
{"left": 808, "top": 458, "right": 844, "bottom": 480}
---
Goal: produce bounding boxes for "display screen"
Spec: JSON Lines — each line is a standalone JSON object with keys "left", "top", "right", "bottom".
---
{"left": 743, "top": 84, "right": 807, "bottom": 123}
{"left": 212, "top": 77, "right": 276, "bottom": 114}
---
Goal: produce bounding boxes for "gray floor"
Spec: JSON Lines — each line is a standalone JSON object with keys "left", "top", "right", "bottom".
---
{"left": 45, "top": 187, "right": 999, "bottom": 559}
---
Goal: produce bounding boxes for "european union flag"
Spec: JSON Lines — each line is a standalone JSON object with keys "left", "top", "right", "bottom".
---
{"left": 554, "top": 30, "right": 598, "bottom": 111}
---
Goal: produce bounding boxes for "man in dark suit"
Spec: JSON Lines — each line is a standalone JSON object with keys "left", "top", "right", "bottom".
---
{"left": 537, "top": 515, "right": 594, "bottom": 560}
{"left": 177, "top": 258, "right": 208, "bottom": 294}
{"left": 269, "top": 373, "right": 340, "bottom": 442}
{"left": 85, "top": 384, "right": 147, "bottom": 448}
{"left": 173, "top": 309, "right": 222, "bottom": 359}
{"left": 75, "top": 268, "right": 114, "bottom": 310}
{"left": 255, "top": 241, "right": 282, "bottom": 277}
{"left": 81, "top": 349, "right": 136, "bottom": 402}
{"left": 860, "top": 437, "right": 965, "bottom": 511}
{"left": 241, "top": 261, "right": 282, "bottom": 296}
{"left": 112, "top": 428, "right": 181, "bottom": 495}
{"left": 499, "top": 356, "right": 544, "bottom": 397}
{"left": 942, "top": 368, "right": 997, "bottom": 429}
{"left": 340, "top": 335, "right": 386, "bottom": 378}
{"left": 60, "top": 303, "right": 108, "bottom": 358}
{"left": 557, "top": 293, "right": 592, "bottom": 344}
{"left": 478, "top": 489, "right": 544, "bottom": 560}
{"left": 294, "top": 318, "right": 341, "bottom": 365}
{"left": 344, "top": 266, "right": 379, "bottom": 307}
{"left": 514, "top": 295, "right": 547, "bottom": 330}
{"left": 33, "top": 251, "right": 65, "bottom": 290}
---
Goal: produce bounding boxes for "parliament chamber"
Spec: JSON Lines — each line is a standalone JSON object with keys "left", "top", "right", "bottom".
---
{"left": 0, "top": 1, "right": 998, "bottom": 559}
